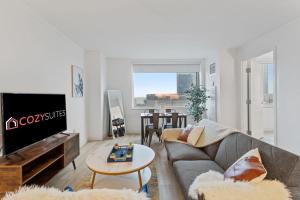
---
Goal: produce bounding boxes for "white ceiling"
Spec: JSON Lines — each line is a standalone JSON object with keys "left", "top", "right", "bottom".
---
{"left": 22, "top": 0, "right": 300, "bottom": 58}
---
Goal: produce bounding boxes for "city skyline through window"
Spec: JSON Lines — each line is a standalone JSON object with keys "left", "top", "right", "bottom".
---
{"left": 133, "top": 72, "right": 198, "bottom": 107}
{"left": 133, "top": 73, "right": 177, "bottom": 97}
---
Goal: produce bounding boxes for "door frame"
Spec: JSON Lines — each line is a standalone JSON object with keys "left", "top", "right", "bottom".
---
{"left": 273, "top": 47, "right": 278, "bottom": 145}
{"left": 240, "top": 48, "right": 278, "bottom": 145}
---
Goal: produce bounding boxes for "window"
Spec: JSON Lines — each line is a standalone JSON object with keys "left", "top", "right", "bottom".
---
{"left": 263, "top": 63, "right": 274, "bottom": 104}
{"left": 133, "top": 72, "right": 199, "bottom": 108}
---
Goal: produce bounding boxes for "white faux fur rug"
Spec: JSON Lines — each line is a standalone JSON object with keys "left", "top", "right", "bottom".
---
{"left": 3, "top": 186, "right": 149, "bottom": 200}
{"left": 189, "top": 170, "right": 292, "bottom": 200}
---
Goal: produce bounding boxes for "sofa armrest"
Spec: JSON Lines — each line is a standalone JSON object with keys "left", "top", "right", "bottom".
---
{"left": 161, "top": 128, "right": 182, "bottom": 142}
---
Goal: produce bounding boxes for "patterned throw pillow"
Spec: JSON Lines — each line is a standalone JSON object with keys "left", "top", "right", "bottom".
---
{"left": 224, "top": 148, "right": 267, "bottom": 183}
{"left": 177, "top": 125, "right": 194, "bottom": 142}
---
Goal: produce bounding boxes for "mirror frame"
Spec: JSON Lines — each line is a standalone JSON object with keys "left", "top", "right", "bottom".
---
{"left": 107, "top": 90, "right": 126, "bottom": 138}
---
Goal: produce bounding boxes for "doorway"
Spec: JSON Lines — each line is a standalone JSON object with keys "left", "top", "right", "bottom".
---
{"left": 241, "top": 51, "right": 276, "bottom": 144}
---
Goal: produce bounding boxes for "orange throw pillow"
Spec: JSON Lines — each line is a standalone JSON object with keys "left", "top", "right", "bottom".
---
{"left": 177, "top": 125, "right": 194, "bottom": 142}
{"left": 224, "top": 155, "right": 267, "bottom": 182}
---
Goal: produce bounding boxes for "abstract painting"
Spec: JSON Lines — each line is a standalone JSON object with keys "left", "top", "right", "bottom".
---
{"left": 72, "top": 65, "right": 84, "bottom": 97}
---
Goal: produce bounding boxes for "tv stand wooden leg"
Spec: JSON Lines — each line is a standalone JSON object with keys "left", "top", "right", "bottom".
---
{"left": 72, "top": 161, "right": 76, "bottom": 170}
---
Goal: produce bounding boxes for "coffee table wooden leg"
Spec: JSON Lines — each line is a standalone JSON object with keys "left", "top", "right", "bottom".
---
{"left": 90, "top": 172, "right": 96, "bottom": 189}
{"left": 137, "top": 170, "right": 143, "bottom": 191}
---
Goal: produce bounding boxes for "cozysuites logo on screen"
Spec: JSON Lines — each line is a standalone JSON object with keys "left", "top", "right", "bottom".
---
{"left": 5, "top": 110, "right": 66, "bottom": 131}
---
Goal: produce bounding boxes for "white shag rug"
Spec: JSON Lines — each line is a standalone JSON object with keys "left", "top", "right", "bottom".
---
{"left": 3, "top": 186, "right": 149, "bottom": 200}
{"left": 188, "top": 170, "right": 292, "bottom": 200}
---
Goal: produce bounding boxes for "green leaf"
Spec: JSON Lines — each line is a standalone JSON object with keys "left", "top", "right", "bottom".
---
{"left": 184, "top": 85, "right": 208, "bottom": 123}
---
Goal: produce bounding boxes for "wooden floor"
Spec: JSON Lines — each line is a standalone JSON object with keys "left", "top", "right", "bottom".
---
{"left": 47, "top": 134, "right": 185, "bottom": 200}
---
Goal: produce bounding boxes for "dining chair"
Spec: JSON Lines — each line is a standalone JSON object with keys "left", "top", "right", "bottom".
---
{"left": 145, "top": 113, "right": 162, "bottom": 147}
{"left": 144, "top": 109, "right": 159, "bottom": 125}
{"left": 163, "top": 112, "right": 179, "bottom": 129}
{"left": 165, "top": 108, "right": 176, "bottom": 125}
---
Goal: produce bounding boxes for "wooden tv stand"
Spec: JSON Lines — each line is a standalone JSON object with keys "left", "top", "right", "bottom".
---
{"left": 0, "top": 133, "right": 79, "bottom": 197}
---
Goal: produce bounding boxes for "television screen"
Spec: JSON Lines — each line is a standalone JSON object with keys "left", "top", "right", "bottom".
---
{"left": 0, "top": 93, "right": 67, "bottom": 156}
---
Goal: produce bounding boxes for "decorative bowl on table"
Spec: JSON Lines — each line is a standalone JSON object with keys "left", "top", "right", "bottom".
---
{"left": 107, "top": 143, "right": 134, "bottom": 163}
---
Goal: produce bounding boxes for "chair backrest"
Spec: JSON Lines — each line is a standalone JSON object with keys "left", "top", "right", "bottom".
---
{"left": 165, "top": 108, "right": 172, "bottom": 113}
{"left": 171, "top": 112, "right": 179, "bottom": 128}
{"left": 149, "top": 109, "right": 155, "bottom": 113}
{"left": 152, "top": 113, "right": 160, "bottom": 129}
{"left": 165, "top": 109, "right": 176, "bottom": 123}
{"left": 145, "top": 109, "right": 159, "bottom": 124}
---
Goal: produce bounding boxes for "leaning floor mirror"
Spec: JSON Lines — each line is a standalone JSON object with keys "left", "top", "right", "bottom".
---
{"left": 107, "top": 90, "right": 126, "bottom": 138}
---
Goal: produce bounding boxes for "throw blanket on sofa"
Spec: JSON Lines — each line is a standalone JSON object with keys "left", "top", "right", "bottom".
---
{"left": 161, "top": 119, "right": 237, "bottom": 148}
{"left": 188, "top": 170, "right": 291, "bottom": 200}
{"left": 3, "top": 186, "right": 149, "bottom": 200}
{"left": 195, "top": 119, "right": 237, "bottom": 147}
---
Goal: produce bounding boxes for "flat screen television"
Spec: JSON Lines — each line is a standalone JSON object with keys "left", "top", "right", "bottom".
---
{"left": 0, "top": 93, "right": 67, "bottom": 156}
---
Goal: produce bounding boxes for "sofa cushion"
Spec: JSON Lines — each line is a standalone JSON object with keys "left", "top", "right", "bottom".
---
{"left": 173, "top": 160, "right": 224, "bottom": 199}
{"left": 165, "top": 141, "right": 210, "bottom": 164}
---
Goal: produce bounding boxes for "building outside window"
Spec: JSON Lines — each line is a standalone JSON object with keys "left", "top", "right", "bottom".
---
{"left": 263, "top": 63, "right": 274, "bottom": 104}
{"left": 133, "top": 72, "right": 199, "bottom": 108}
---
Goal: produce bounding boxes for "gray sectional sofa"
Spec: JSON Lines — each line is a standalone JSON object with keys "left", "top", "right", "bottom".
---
{"left": 165, "top": 132, "right": 300, "bottom": 200}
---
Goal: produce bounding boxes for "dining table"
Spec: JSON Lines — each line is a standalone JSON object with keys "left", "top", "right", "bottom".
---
{"left": 140, "top": 112, "right": 187, "bottom": 145}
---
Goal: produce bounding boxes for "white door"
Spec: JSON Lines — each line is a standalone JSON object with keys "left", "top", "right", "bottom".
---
{"left": 241, "top": 61, "right": 249, "bottom": 133}
{"left": 241, "top": 51, "right": 276, "bottom": 144}
{"left": 250, "top": 60, "right": 264, "bottom": 139}
{"left": 241, "top": 60, "right": 264, "bottom": 139}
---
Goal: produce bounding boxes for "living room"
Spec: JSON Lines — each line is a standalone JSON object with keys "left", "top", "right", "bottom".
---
{"left": 1, "top": 0, "right": 300, "bottom": 200}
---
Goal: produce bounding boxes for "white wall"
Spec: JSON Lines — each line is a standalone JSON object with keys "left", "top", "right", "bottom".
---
{"left": 204, "top": 49, "right": 239, "bottom": 128}
{"left": 100, "top": 54, "right": 109, "bottom": 139}
{"left": 237, "top": 17, "right": 300, "bottom": 154}
{"left": 204, "top": 55, "right": 218, "bottom": 121}
{"left": 106, "top": 58, "right": 200, "bottom": 134}
{"left": 85, "top": 51, "right": 108, "bottom": 140}
{"left": 218, "top": 49, "right": 239, "bottom": 128}
{"left": 0, "top": 0, "right": 87, "bottom": 146}
{"left": 106, "top": 58, "right": 142, "bottom": 134}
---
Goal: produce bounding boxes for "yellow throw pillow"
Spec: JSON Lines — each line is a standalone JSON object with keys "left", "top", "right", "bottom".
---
{"left": 187, "top": 126, "right": 204, "bottom": 146}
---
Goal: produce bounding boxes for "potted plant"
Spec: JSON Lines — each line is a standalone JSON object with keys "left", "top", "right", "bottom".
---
{"left": 184, "top": 85, "right": 208, "bottom": 123}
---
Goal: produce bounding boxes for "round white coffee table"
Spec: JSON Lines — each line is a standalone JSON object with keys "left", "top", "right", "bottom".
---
{"left": 86, "top": 144, "right": 155, "bottom": 191}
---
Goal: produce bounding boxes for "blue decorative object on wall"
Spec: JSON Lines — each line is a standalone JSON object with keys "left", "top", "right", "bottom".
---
{"left": 72, "top": 65, "right": 84, "bottom": 97}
